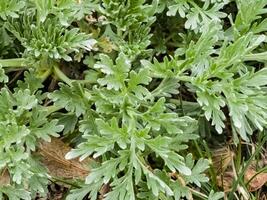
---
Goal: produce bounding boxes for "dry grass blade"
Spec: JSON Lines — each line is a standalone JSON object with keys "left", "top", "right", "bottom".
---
{"left": 37, "top": 138, "right": 90, "bottom": 179}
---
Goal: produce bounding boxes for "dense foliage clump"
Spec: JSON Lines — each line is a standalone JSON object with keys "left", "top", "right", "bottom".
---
{"left": 1, "top": 0, "right": 267, "bottom": 199}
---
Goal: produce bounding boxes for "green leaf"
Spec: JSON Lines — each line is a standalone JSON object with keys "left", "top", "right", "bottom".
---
{"left": 184, "top": 154, "right": 209, "bottom": 187}
{"left": 66, "top": 134, "right": 115, "bottom": 160}
{"left": 208, "top": 190, "right": 224, "bottom": 200}
{"left": 104, "top": 172, "right": 135, "bottom": 200}
{"left": 253, "top": 18, "right": 267, "bottom": 33}
{"left": 151, "top": 78, "right": 179, "bottom": 98}
{"left": 235, "top": 0, "right": 267, "bottom": 33}
{"left": 142, "top": 57, "right": 181, "bottom": 78}
{"left": 0, "top": 67, "right": 8, "bottom": 83}
{"left": 66, "top": 186, "right": 93, "bottom": 200}
{"left": 56, "top": 113, "right": 78, "bottom": 135}
{"left": 94, "top": 53, "right": 131, "bottom": 91}
{"left": 66, "top": 117, "right": 128, "bottom": 159}
{"left": 167, "top": 1, "right": 189, "bottom": 18}
{"left": 49, "top": 83, "right": 89, "bottom": 117}
{"left": 141, "top": 164, "right": 173, "bottom": 196}
{"left": 96, "top": 117, "right": 129, "bottom": 149}
{"left": 127, "top": 68, "right": 152, "bottom": 100}
{"left": 17, "top": 70, "right": 43, "bottom": 93}
{"left": 85, "top": 155, "right": 128, "bottom": 185}
{"left": 0, "top": 186, "right": 31, "bottom": 200}
{"left": 6, "top": 18, "right": 96, "bottom": 62}
{"left": 167, "top": 1, "right": 228, "bottom": 32}
{"left": 197, "top": 90, "right": 226, "bottom": 134}
{"left": 32, "top": 0, "right": 53, "bottom": 22}
{"left": 245, "top": 68, "right": 267, "bottom": 87}
{"left": 146, "top": 136, "right": 191, "bottom": 175}
{"left": 0, "top": 0, "right": 25, "bottom": 20}
{"left": 30, "top": 118, "right": 63, "bottom": 142}
{"left": 14, "top": 89, "right": 38, "bottom": 111}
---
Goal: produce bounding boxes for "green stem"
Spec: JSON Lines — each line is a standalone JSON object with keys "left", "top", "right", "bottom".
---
{"left": 0, "top": 58, "right": 27, "bottom": 67}
{"left": 189, "top": 188, "right": 208, "bottom": 199}
{"left": 53, "top": 65, "right": 96, "bottom": 86}
{"left": 201, "top": 140, "right": 218, "bottom": 191}
{"left": 46, "top": 105, "right": 63, "bottom": 115}
{"left": 176, "top": 75, "right": 193, "bottom": 82}
{"left": 53, "top": 65, "right": 73, "bottom": 86}
{"left": 188, "top": 0, "right": 206, "bottom": 19}
{"left": 50, "top": 177, "right": 80, "bottom": 188}
{"left": 38, "top": 68, "right": 52, "bottom": 82}
{"left": 235, "top": 138, "right": 242, "bottom": 173}
{"left": 75, "top": 79, "right": 97, "bottom": 84}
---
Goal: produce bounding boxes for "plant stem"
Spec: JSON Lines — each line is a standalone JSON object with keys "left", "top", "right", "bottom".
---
{"left": 53, "top": 65, "right": 73, "bottom": 86}
{"left": 0, "top": 58, "right": 27, "bottom": 67}
{"left": 201, "top": 140, "right": 219, "bottom": 191}
{"left": 235, "top": 138, "right": 242, "bottom": 173}
{"left": 46, "top": 105, "right": 63, "bottom": 115}
{"left": 53, "top": 65, "right": 95, "bottom": 87}
{"left": 50, "top": 177, "right": 80, "bottom": 188}
{"left": 189, "top": 188, "right": 208, "bottom": 199}
{"left": 75, "top": 79, "right": 96, "bottom": 84}
{"left": 177, "top": 75, "right": 193, "bottom": 82}
{"left": 38, "top": 68, "right": 52, "bottom": 82}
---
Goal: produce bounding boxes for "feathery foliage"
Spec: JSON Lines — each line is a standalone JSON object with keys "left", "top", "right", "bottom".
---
{"left": 1, "top": 0, "right": 267, "bottom": 199}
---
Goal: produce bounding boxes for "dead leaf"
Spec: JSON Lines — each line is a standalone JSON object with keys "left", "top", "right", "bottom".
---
{"left": 212, "top": 145, "right": 267, "bottom": 193}
{"left": 98, "top": 37, "right": 116, "bottom": 53}
{"left": 216, "top": 161, "right": 267, "bottom": 193}
{"left": 216, "top": 171, "right": 234, "bottom": 192}
{"left": 259, "top": 193, "right": 267, "bottom": 200}
{"left": 0, "top": 168, "right": 10, "bottom": 186}
{"left": 212, "top": 146, "right": 235, "bottom": 175}
{"left": 85, "top": 15, "right": 97, "bottom": 24}
{"left": 244, "top": 165, "right": 267, "bottom": 192}
{"left": 36, "top": 138, "right": 90, "bottom": 179}
{"left": 99, "top": 183, "right": 111, "bottom": 200}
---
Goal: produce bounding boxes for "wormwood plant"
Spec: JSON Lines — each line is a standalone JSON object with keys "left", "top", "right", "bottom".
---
{"left": 1, "top": 0, "right": 267, "bottom": 199}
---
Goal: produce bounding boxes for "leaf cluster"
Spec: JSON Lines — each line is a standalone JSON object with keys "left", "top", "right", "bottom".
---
{"left": 1, "top": 0, "right": 267, "bottom": 199}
